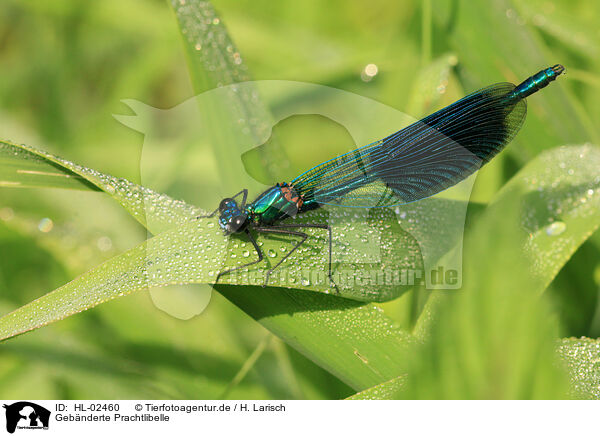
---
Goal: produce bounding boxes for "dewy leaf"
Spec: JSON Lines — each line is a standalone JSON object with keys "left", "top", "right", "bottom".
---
{"left": 0, "top": 141, "right": 100, "bottom": 191}
{"left": 217, "top": 285, "right": 414, "bottom": 391}
{"left": 557, "top": 337, "right": 600, "bottom": 399}
{"left": 494, "top": 144, "right": 600, "bottom": 292}
{"left": 414, "top": 144, "right": 600, "bottom": 336}
{"left": 0, "top": 139, "right": 199, "bottom": 235}
{"left": 346, "top": 375, "right": 405, "bottom": 400}
{"left": 398, "top": 190, "right": 571, "bottom": 399}
{"left": 0, "top": 188, "right": 433, "bottom": 304}
{"left": 0, "top": 217, "right": 414, "bottom": 390}
{"left": 0, "top": 138, "right": 417, "bottom": 389}
{"left": 0, "top": 220, "right": 218, "bottom": 341}
{"left": 169, "top": 0, "right": 289, "bottom": 191}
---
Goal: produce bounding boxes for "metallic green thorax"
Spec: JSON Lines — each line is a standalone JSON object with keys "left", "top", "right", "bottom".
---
{"left": 245, "top": 183, "right": 302, "bottom": 225}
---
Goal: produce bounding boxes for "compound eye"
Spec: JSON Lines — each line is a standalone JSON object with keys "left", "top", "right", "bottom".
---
{"left": 219, "top": 198, "right": 233, "bottom": 212}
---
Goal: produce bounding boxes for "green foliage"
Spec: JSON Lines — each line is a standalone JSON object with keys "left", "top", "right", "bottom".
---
{"left": 399, "top": 191, "right": 570, "bottom": 399}
{"left": 0, "top": 0, "right": 599, "bottom": 399}
{"left": 558, "top": 338, "right": 600, "bottom": 399}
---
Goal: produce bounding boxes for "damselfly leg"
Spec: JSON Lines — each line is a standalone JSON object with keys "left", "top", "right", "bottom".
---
{"left": 214, "top": 228, "right": 263, "bottom": 282}
{"left": 255, "top": 223, "right": 337, "bottom": 292}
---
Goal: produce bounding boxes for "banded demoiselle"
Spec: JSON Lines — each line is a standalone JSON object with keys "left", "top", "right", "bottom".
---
{"left": 201, "top": 64, "right": 565, "bottom": 289}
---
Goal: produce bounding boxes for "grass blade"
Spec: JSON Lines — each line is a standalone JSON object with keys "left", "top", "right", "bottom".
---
{"left": 0, "top": 138, "right": 416, "bottom": 389}
{"left": 346, "top": 376, "right": 405, "bottom": 400}
{"left": 0, "top": 140, "right": 199, "bottom": 234}
{"left": 0, "top": 140, "right": 101, "bottom": 191}
{"left": 433, "top": 0, "right": 598, "bottom": 158}
{"left": 558, "top": 338, "right": 600, "bottom": 399}
{"left": 493, "top": 144, "right": 600, "bottom": 291}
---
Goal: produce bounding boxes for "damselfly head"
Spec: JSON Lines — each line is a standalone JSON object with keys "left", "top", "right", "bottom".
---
{"left": 218, "top": 198, "right": 247, "bottom": 235}
{"left": 219, "top": 198, "right": 237, "bottom": 212}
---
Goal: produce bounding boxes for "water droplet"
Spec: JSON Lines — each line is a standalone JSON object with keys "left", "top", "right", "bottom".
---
{"left": 242, "top": 250, "right": 250, "bottom": 258}
{"left": 267, "top": 249, "right": 277, "bottom": 258}
{"left": 361, "top": 63, "right": 378, "bottom": 82}
{"left": 545, "top": 221, "right": 566, "bottom": 236}
{"left": 38, "top": 217, "right": 54, "bottom": 233}
{"left": 97, "top": 236, "right": 112, "bottom": 252}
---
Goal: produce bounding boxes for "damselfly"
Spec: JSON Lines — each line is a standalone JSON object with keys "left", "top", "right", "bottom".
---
{"left": 200, "top": 65, "right": 565, "bottom": 290}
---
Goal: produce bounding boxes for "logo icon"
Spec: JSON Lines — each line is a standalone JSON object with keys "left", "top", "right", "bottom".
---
{"left": 3, "top": 402, "right": 50, "bottom": 433}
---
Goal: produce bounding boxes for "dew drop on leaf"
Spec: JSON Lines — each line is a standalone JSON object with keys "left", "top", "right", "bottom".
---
{"left": 545, "top": 221, "right": 567, "bottom": 236}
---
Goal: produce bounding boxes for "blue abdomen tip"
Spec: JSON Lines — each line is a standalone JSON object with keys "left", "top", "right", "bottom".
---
{"left": 550, "top": 64, "right": 565, "bottom": 76}
{"left": 511, "top": 64, "right": 566, "bottom": 100}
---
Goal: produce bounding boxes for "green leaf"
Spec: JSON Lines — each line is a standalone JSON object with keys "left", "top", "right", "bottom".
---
{"left": 0, "top": 140, "right": 199, "bottom": 235}
{"left": 514, "top": 0, "right": 600, "bottom": 59}
{"left": 0, "top": 215, "right": 414, "bottom": 390}
{"left": 346, "top": 375, "right": 405, "bottom": 400}
{"left": 433, "top": 0, "right": 598, "bottom": 158}
{"left": 218, "top": 285, "right": 414, "bottom": 390}
{"left": 170, "top": 0, "right": 289, "bottom": 190}
{"left": 0, "top": 140, "right": 101, "bottom": 191}
{"left": 398, "top": 188, "right": 571, "bottom": 399}
{"left": 0, "top": 138, "right": 419, "bottom": 389}
{"left": 493, "top": 144, "right": 600, "bottom": 291}
{"left": 415, "top": 144, "right": 600, "bottom": 336}
{"left": 557, "top": 337, "right": 600, "bottom": 399}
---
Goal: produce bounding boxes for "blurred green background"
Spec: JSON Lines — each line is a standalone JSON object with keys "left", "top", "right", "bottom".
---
{"left": 0, "top": 0, "right": 599, "bottom": 399}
